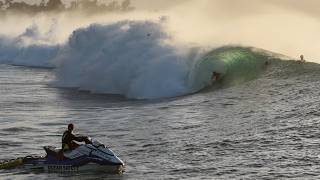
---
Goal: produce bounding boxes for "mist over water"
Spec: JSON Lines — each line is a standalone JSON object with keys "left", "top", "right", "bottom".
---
{"left": 1, "top": 0, "right": 320, "bottom": 60}
{"left": 161, "top": 0, "right": 320, "bottom": 61}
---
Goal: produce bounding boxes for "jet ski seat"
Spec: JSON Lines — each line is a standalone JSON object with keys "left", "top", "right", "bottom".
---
{"left": 44, "top": 146, "right": 64, "bottom": 160}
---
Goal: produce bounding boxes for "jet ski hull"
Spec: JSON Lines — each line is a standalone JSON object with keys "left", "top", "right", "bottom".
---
{"left": 20, "top": 140, "right": 125, "bottom": 174}
{"left": 24, "top": 162, "right": 124, "bottom": 173}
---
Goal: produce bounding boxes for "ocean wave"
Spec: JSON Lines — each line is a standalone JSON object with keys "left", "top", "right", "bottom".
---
{"left": 0, "top": 20, "right": 275, "bottom": 99}
{"left": 0, "top": 23, "right": 59, "bottom": 68}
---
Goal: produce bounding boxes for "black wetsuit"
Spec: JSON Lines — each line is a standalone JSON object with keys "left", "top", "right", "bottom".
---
{"left": 211, "top": 72, "right": 221, "bottom": 82}
{"left": 62, "top": 130, "right": 86, "bottom": 151}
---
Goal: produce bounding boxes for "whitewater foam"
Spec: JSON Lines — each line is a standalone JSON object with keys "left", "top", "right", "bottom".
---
{"left": 52, "top": 20, "right": 202, "bottom": 99}
{"left": 0, "top": 22, "right": 59, "bottom": 68}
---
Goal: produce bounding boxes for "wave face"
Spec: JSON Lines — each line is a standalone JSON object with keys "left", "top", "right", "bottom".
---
{"left": 189, "top": 47, "right": 271, "bottom": 92}
{"left": 0, "top": 20, "right": 273, "bottom": 99}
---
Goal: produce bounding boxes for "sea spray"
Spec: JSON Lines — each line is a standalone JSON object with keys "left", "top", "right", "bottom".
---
{"left": 52, "top": 20, "right": 199, "bottom": 99}
{"left": 0, "top": 22, "right": 59, "bottom": 68}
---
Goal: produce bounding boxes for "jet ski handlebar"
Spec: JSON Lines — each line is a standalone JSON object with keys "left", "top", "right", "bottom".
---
{"left": 78, "top": 136, "right": 106, "bottom": 148}
{"left": 83, "top": 136, "right": 92, "bottom": 144}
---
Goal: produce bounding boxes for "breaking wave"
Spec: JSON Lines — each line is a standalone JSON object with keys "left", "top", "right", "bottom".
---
{"left": 0, "top": 20, "right": 273, "bottom": 99}
{"left": 0, "top": 23, "right": 59, "bottom": 68}
{"left": 189, "top": 46, "right": 271, "bottom": 91}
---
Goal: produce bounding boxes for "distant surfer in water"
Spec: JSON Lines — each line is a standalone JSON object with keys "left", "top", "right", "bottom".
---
{"left": 211, "top": 71, "right": 221, "bottom": 83}
{"left": 262, "top": 60, "right": 270, "bottom": 70}
{"left": 299, "top": 55, "right": 306, "bottom": 63}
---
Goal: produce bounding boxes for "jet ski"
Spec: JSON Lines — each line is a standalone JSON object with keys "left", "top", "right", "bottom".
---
{"left": 1, "top": 138, "right": 125, "bottom": 174}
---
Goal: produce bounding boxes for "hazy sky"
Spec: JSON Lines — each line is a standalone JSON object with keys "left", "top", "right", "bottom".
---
{"left": 10, "top": 0, "right": 186, "bottom": 9}
{"left": 4, "top": 0, "right": 320, "bottom": 60}
{"left": 11, "top": 0, "right": 320, "bottom": 14}
{"left": 6, "top": 0, "right": 320, "bottom": 20}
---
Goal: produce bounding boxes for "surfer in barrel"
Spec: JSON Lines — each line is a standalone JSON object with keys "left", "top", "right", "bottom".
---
{"left": 211, "top": 71, "right": 221, "bottom": 83}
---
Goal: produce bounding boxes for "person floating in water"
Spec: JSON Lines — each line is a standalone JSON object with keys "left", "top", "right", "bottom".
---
{"left": 211, "top": 71, "right": 221, "bottom": 83}
{"left": 299, "top": 55, "right": 306, "bottom": 63}
{"left": 62, "top": 123, "right": 90, "bottom": 151}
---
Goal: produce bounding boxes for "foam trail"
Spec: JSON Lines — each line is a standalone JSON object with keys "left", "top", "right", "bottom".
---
{"left": 52, "top": 20, "right": 201, "bottom": 99}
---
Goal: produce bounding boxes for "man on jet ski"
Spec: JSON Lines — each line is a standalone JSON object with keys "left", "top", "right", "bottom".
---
{"left": 62, "top": 123, "right": 90, "bottom": 151}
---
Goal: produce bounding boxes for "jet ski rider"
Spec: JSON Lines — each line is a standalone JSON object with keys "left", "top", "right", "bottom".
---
{"left": 62, "top": 123, "right": 90, "bottom": 151}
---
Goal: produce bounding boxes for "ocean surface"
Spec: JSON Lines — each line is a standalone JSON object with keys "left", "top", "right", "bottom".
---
{"left": 1, "top": 57, "right": 320, "bottom": 179}
{"left": 1, "top": 20, "right": 320, "bottom": 180}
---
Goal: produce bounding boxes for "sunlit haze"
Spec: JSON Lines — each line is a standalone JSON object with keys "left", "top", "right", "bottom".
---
{"left": 1, "top": 0, "right": 319, "bottom": 61}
